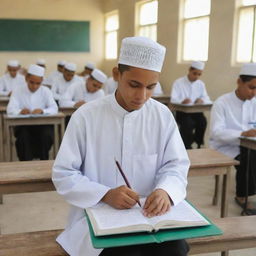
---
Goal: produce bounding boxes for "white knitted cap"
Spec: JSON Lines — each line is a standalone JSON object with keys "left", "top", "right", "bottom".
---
{"left": 65, "top": 62, "right": 77, "bottom": 72}
{"left": 7, "top": 60, "right": 19, "bottom": 67}
{"left": 91, "top": 69, "right": 107, "bottom": 84}
{"left": 85, "top": 62, "right": 95, "bottom": 70}
{"left": 58, "top": 60, "right": 66, "bottom": 66}
{"left": 36, "top": 59, "right": 46, "bottom": 65}
{"left": 28, "top": 64, "right": 45, "bottom": 77}
{"left": 240, "top": 63, "right": 256, "bottom": 76}
{"left": 118, "top": 36, "right": 166, "bottom": 72}
{"left": 191, "top": 61, "right": 205, "bottom": 70}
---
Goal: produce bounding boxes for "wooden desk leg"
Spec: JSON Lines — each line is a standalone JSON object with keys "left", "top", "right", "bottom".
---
{"left": 221, "top": 167, "right": 231, "bottom": 218}
{"left": 0, "top": 194, "right": 3, "bottom": 204}
{"left": 5, "top": 123, "right": 11, "bottom": 162}
{"left": 212, "top": 175, "right": 220, "bottom": 205}
{"left": 53, "top": 124, "right": 58, "bottom": 158}
{"left": 221, "top": 250, "right": 229, "bottom": 256}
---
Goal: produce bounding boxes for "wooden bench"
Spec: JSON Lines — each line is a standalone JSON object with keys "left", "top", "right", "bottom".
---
{"left": 0, "top": 149, "right": 238, "bottom": 217}
{"left": 0, "top": 216, "right": 255, "bottom": 255}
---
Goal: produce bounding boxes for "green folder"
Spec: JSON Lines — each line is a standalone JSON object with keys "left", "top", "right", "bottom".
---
{"left": 85, "top": 201, "right": 223, "bottom": 249}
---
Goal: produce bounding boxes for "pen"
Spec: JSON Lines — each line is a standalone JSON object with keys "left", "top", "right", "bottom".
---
{"left": 115, "top": 159, "right": 142, "bottom": 207}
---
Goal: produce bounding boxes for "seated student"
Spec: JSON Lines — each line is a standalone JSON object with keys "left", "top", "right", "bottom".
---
{"left": 78, "top": 62, "right": 95, "bottom": 78}
{"left": 171, "top": 61, "right": 212, "bottom": 149}
{"left": 59, "top": 68, "right": 106, "bottom": 108}
{"left": 210, "top": 63, "right": 256, "bottom": 215}
{"left": 52, "top": 36, "right": 190, "bottom": 256}
{"left": 7, "top": 64, "right": 58, "bottom": 161}
{"left": 51, "top": 62, "right": 81, "bottom": 101}
{"left": 44, "top": 60, "right": 66, "bottom": 88}
{"left": 0, "top": 60, "right": 26, "bottom": 96}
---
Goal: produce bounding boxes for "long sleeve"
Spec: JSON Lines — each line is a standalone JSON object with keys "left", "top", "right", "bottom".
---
{"left": 51, "top": 82, "right": 61, "bottom": 100}
{"left": 6, "top": 90, "right": 22, "bottom": 115}
{"left": 170, "top": 80, "right": 182, "bottom": 103}
{"left": 198, "top": 83, "right": 212, "bottom": 103}
{"left": 52, "top": 112, "right": 110, "bottom": 209}
{"left": 43, "top": 89, "right": 58, "bottom": 114}
{"left": 0, "top": 77, "right": 9, "bottom": 96}
{"left": 59, "top": 86, "right": 77, "bottom": 107}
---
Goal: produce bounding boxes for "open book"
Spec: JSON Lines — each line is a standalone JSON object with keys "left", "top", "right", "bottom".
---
{"left": 86, "top": 200, "right": 210, "bottom": 236}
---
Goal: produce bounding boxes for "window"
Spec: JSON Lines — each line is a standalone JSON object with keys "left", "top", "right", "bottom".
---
{"left": 136, "top": 0, "right": 158, "bottom": 41}
{"left": 236, "top": 0, "right": 256, "bottom": 62}
{"left": 105, "top": 11, "right": 119, "bottom": 60}
{"left": 181, "top": 0, "right": 211, "bottom": 61}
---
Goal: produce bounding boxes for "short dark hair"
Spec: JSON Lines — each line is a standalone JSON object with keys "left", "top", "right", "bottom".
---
{"left": 118, "top": 64, "right": 130, "bottom": 74}
{"left": 239, "top": 75, "right": 256, "bottom": 82}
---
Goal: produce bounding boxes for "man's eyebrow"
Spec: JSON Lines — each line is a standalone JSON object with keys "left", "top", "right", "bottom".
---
{"left": 129, "top": 80, "right": 157, "bottom": 87}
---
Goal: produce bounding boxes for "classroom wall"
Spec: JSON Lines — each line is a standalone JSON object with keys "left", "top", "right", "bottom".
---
{"left": 102, "top": 0, "right": 242, "bottom": 100}
{"left": 0, "top": 0, "right": 104, "bottom": 76}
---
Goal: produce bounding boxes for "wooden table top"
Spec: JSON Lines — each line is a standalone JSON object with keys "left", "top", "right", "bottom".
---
{"left": 240, "top": 136, "right": 256, "bottom": 151}
{"left": 169, "top": 103, "right": 212, "bottom": 113}
{"left": 0, "top": 148, "right": 239, "bottom": 185}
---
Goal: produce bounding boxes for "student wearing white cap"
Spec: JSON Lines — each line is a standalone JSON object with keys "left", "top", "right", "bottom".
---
{"left": 36, "top": 58, "right": 46, "bottom": 68}
{"left": 210, "top": 63, "right": 256, "bottom": 215}
{"left": 78, "top": 62, "right": 95, "bottom": 77}
{"left": 52, "top": 36, "right": 189, "bottom": 256}
{"left": 171, "top": 61, "right": 212, "bottom": 149}
{"left": 0, "top": 60, "right": 26, "bottom": 96}
{"left": 7, "top": 64, "right": 58, "bottom": 161}
{"left": 44, "top": 60, "right": 66, "bottom": 88}
{"left": 59, "top": 68, "right": 106, "bottom": 108}
{"left": 51, "top": 62, "right": 83, "bottom": 101}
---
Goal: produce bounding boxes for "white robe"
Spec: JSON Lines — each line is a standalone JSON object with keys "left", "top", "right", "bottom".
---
{"left": 209, "top": 91, "right": 256, "bottom": 158}
{"left": 43, "top": 70, "right": 62, "bottom": 87}
{"left": 0, "top": 73, "right": 26, "bottom": 96}
{"left": 170, "top": 76, "right": 211, "bottom": 103}
{"left": 152, "top": 82, "right": 164, "bottom": 96}
{"left": 59, "top": 78, "right": 105, "bottom": 107}
{"left": 51, "top": 75, "right": 83, "bottom": 100}
{"left": 52, "top": 94, "right": 189, "bottom": 256}
{"left": 7, "top": 83, "right": 58, "bottom": 115}
{"left": 103, "top": 77, "right": 117, "bottom": 95}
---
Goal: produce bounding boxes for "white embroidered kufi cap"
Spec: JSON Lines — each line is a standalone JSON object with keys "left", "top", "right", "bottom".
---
{"left": 118, "top": 36, "right": 166, "bottom": 72}
{"left": 240, "top": 63, "right": 256, "bottom": 76}
{"left": 91, "top": 69, "right": 107, "bottom": 84}
{"left": 7, "top": 60, "right": 19, "bottom": 67}
{"left": 65, "top": 62, "right": 77, "bottom": 72}
{"left": 85, "top": 62, "right": 95, "bottom": 70}
{"left": 36, "top": 59, "right": 46, "bottom": 65}
{"left": 191, "top": 61, "right": 205, "bottom": 70}
{"left": 58, "top": 60, "right": 66, "bottom": 66}
{"left": 28, "top": 64, "right": 45, "bottom": 77}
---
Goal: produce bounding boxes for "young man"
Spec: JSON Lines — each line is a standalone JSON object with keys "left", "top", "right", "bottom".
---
{"left": 210, "top": 63, "right": 256, "bottom": 215}
{"left": 7, "top": 64, "right": 58, "bottom": 161}
{"left": 171, "top": 61, "right": 212, "bottom": 149}
{"left": 0, "top": 60, "right": 26, "bottom": 96}
{"left": 52, "top": 37, "right": 190, "bottom": 256}
{"left": 51, "top": 62, "right": 82, "bottom": 101}
{"left": 59, "top": 68, "right": 106, "bottom": 108}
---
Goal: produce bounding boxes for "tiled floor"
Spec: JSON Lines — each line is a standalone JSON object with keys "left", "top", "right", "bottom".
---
{"left": 0, "top": 169, "right": 255, "bottom": 255}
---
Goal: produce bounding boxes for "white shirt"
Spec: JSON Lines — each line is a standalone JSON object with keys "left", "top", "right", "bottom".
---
{"left": 0, "top": 73, "right": 26, "bottom": 96}
{"left": 43, "top": 70, "right": 62, "bottom": 87}
{"left": 171, "top": 76, "right": 211, "bottom": 104}
{"left": 51, "top": 75, "right": 83, "bottom": 100}
{"left": 7, "top": 83, "right": 58, "bottom": 115}
{"left": 104, "top": 77, "right": 118, "bottom": 95}
{"left": 59, "top": 78, "right": 105, "bottom": 107}
{"left": 52, "top": 94, "right": 189, "bottom": 256}
{"left": 209, "top": 91, "right": 256, "bottom": 158}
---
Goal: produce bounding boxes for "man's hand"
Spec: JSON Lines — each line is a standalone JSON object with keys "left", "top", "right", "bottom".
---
{"left": 20, "top": 108, "right": 31, "bottom": 115}
{"left": 194, "top": 98, "right": 204, "bottom": 104}
{"left": 101, "top": 185, "right": 140, "bottom": 209}
{"left": 143, "top": 189, "right": 171, "bottom": 218}
{"left": 74, "top": 100, "right": 86, "bottom": 108}
{"left": 182, "top": 98, "right": 192, "bottom": 104}
{"left": 241, "top": 129, "right": 256, "bottom": 137}
{"left": 31, "top": 109, "right": 43, "bottom": 114}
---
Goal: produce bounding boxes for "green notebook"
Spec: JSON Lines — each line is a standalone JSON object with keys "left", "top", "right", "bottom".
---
{"left": 85, "top": 200, "right": 223, "bottom": 249}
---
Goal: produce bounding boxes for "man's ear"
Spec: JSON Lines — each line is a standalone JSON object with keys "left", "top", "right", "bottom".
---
{"left": 112, "top": 67, "right": 119, "bottom": 82}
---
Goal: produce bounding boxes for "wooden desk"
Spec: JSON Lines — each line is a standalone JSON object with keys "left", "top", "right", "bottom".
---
{"left": 169, "top": 103, "right": 212, "bottom": 113}
{"left": 0, "top": 96, "right": 9, "bottom": 107}
{"left": 59, "top": 107, "right": 76, "bottom": 117}
{"left": 240, "top": 136, "right": 256, "bottom": 150}
{"left": 0, "top": 106, "right": 6, "bottom": 161}
{"left": 152, "top": 95, "right": 170, "bottom": 105}
{"left": 3, "top": 113, "right": 65, "bottom": 161}
{"left": 188, "top": 148, "right": 239, "bottom": 217}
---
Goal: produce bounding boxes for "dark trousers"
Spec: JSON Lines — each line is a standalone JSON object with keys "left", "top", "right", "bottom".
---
{"left": 14, "top": 125, "right": 53, "bottom": 161}
{"left": 235, "top": 146, "right": 256, "bottom": 197}
{"left": 99, "top": 239, "right": 189, "bottom": 256}
{"left": 175, "top": 111, "right": 207, "bottom": 149}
